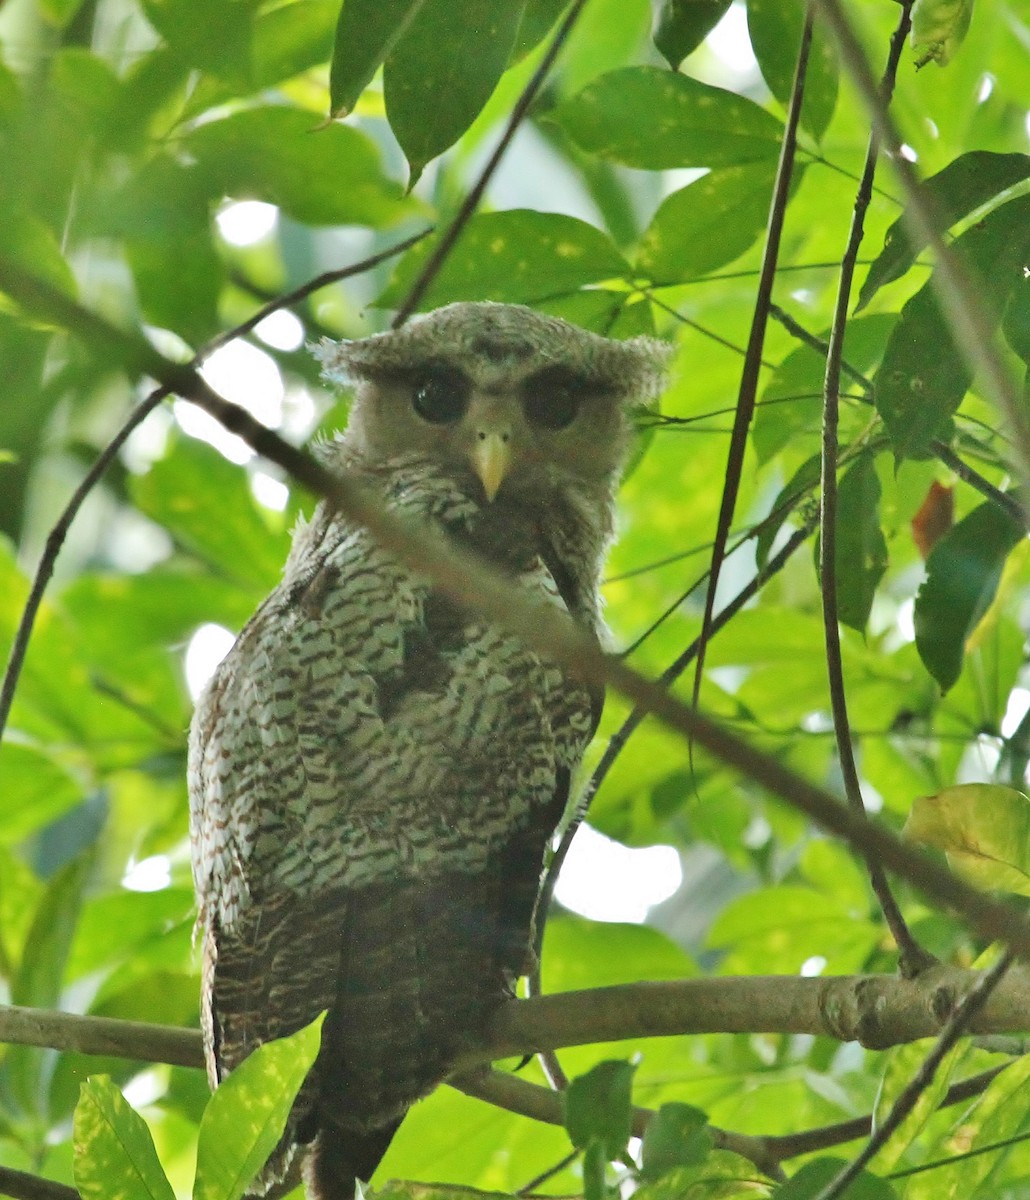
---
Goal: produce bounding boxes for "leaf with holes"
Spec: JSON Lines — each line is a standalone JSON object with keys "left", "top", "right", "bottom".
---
{"left": 873, "top": 193, "right": 1030, "bottom": 461}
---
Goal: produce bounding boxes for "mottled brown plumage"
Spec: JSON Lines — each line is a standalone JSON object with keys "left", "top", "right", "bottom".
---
{"left": 188, "top": 302, "right": 668, "bottom": 1199}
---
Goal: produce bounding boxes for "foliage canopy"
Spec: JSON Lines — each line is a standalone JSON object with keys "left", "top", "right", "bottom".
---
{"left": 1, "top": 0, "right": 1030, "bottom": 1197}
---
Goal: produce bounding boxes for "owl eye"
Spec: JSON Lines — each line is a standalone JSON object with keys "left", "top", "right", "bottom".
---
{"left": 522, "top": 371, "right": 583, "bottom": 431}
{"left": 412, "top": 368, "right": 470, "bottom": 424}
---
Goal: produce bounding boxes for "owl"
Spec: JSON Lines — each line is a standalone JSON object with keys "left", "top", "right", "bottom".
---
{"left": 188, "top": 301, "right": 668, "bottom": 1200}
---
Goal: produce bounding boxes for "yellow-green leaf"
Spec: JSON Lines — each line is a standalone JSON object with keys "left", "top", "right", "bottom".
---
{"left": 193, "top": 1012, "right": 325, "bottom": 1200}
{"left": 903, "top": 783, "right": 1030, "bottom": 896}
{"left": 73, "top": 1076, "right": 176, "bottom": 1200}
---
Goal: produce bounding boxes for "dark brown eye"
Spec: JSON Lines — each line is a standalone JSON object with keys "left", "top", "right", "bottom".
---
{"left": 412, "top": 368, "right": 470, "bottom": 424}
{"left": 522, "top": 371, "right": 583, "bottom": 430}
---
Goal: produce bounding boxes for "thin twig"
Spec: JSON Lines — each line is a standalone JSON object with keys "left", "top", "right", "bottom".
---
{"left": 0, "top": 232, "right": 429, "bottom": 746}
{"left": 810, "top": 0, "right": 1030, "bottom": 493}
{"left": 815, "top": 951, "right": 1016, "bottom": 1200}
{"left": 930, "top": 440, "right": 1024, "bottom": 525}
{"left": 0, "top": 1167, "right": 78, "bottom": 1200}
{"left": 768, "top": 301, "right": 873, "bottom": 396}
{"left": 817, "top": 0, "right": 928, "bottom": 977}
{"left": 692, "top": 7, "right": 813, "bottom": 739}
{"left": 516, "top": 1151, "right": 580, "bottom": 1195}
{"left": 390, "top": 0, "right": 588, "bottom": 325}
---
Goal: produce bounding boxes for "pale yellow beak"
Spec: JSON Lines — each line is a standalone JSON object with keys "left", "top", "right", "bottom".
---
{"left": 470, "top": 432, "right": 513, "bottom": 502}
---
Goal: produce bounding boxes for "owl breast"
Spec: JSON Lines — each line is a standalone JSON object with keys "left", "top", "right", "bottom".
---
{"left": 193, "top": 463, "right": 594, "bottom": 922}
{"left": 187, "top": 459, "right": 600, "bottom": 1196}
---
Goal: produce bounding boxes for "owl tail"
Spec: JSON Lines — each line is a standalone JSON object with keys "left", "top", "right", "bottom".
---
{"left": 303, "top": 1121, "right": 401, "bottom": 1200}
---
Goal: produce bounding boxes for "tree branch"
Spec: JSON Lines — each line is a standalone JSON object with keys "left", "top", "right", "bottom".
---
{"left": 817, "top": 951, "right": 1015, "bottom": 1199}
{"left": 3, "top": 968, "right": 1028, "bottom": 1075}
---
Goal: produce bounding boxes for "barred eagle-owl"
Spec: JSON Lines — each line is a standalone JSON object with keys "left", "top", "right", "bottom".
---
{"left": 188, "top": 302, "right": 668, "bottom": 1200}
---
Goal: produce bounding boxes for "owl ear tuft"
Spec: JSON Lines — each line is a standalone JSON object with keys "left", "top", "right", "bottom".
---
{"left": 607, "top": 335, "right": 674, "bottom": 409}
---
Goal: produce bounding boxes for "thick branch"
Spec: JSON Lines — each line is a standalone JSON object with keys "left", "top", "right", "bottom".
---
{"left": 3, "top": 968, "right": 1028, "bottom": 1076}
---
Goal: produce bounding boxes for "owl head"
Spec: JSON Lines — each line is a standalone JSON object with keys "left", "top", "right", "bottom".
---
{"left": 314, "top": 302, "right": 670, "bottom": 505}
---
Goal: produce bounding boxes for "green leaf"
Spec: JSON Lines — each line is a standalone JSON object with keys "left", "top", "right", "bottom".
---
{"left": 904, "top": 783, "right": 1030, "bottom": 895}
{"left": 512, "top": 0, "right": 570, "bottom": 61}
{"left": 74, "top": 1076, "right": 175, "bottom": 1200}
{"left": 4, "top": 855, "right": 92, "bottom": 1118}
{"left": 0, "top": 743, "right": 83, "bottom": 845}
{"left": 641, "top": 1103, "right": 713, "bottom": 1180}
{"left": 384, "top": 0, "right": 527, "bottom": 185}
{"left": 193, "top": 1013, "right": 325, "bottom": 1200}
{"left": 129, "top": 437, "right": 292, "bottom": 593}
{"left": 857, "top": 152, "right": 1030, "bottom": 311}
{"left": 911, "top": 0, "right": 975, "bottom": 67}
{"left": 752, "top": 312, "right": 893, "bottom": 464}
{"left": 140, "top": 0, "right": 254, "bottom": 83}
{"left": 185, "top": 107, "right": 415, "bottom": 228}
{"left": 0, "top": 212, "right": 77, "bottom": 306}
{"left": 12, "top": 855, "right": 91, "bottom": 1010}
{"left": 633, "top": 1150, "right": 772, "bottom": 1200}
{"left": 830, "top": 451, "right": 888, "bottom": 633}
{"left": 1002, "top": 258, "right": 1030, "bottom": 365}
{"left": 376, "top": 210, "right": 630, "bottom": 310}
{"left": 330, "top": 0, "right": 426, "bottom": 116}
{"left": 747, "top": 0, "right": 838, "bottom": 142}
{"left": 551, "top": 66, "right": 784, "bottom": 169}
{"left": 755, "top": 454, "right": 820, "bottom": 570}
{"left": 562, "top": 1060, "right": 636, "bottom": 1159}
{"left": 912, "top": 497, "right": 1023, "bottom": 692}
{"left": 873, "top": 192, "right": 1030, "bottom": 461}
{"left": 637, "top": 161, "right": 798, "bottom": 283}
{"left": 37, "top": 0, "right": 88, "bottom": 26}
{"left": 652, "top": 0, "right": 733, "bottom": 70}
{"left": 774, "top": 1158, "right": 896, "bottom": 1198}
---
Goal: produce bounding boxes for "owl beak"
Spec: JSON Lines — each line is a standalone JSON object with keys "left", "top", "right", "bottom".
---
{"left": 470, "top": 432, "right": 512, "bottom": 502}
